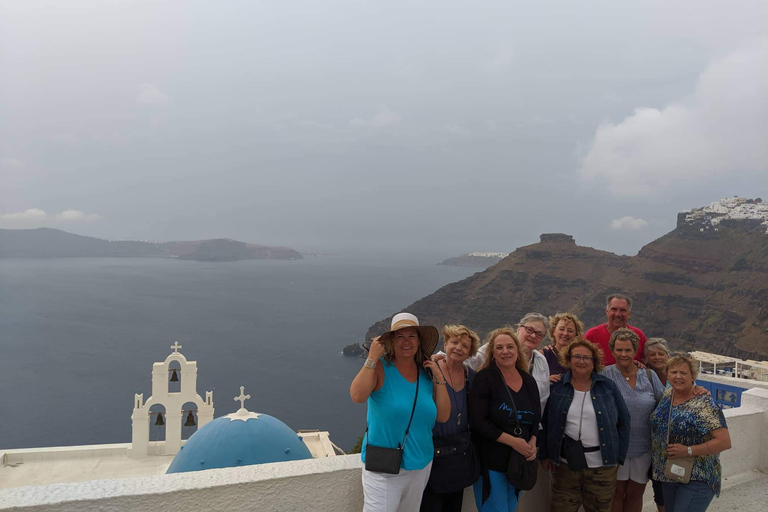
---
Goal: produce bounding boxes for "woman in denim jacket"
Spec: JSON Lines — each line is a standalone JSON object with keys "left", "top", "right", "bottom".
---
{"left": 541, "top": 339, "right": 631, "bottom": 512}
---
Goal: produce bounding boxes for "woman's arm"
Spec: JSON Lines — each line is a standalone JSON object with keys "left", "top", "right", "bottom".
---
{"left": 349, "top": 338, "right": 385, "bottom": 403}
{"left": 668, "top": 428, "right": 731, "bottom": 458}
{"left": 608, "top": 378, "right": 632, "bottom": 464}
{"left": 424, "top": 359, "right": 450, "bottom": 423}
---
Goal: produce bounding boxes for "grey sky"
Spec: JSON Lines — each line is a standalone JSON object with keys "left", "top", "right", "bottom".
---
{"left": 1, "top": 0, "right": 766, "bottom": 257}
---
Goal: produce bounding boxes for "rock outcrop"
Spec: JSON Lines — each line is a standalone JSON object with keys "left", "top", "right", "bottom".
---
{"left": 366, "top": 198, "right": 768, "bottom": 358}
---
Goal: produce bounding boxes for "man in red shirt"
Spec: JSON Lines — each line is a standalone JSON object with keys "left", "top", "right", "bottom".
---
{"left": 584, "top": 294, "right": 647, "bottom": 365}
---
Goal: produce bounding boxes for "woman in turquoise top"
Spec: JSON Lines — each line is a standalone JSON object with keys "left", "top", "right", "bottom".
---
{"left": 650, "top": 355, "right": 731, "bottom": 512}
{"left": 351, "top": 313, "right": 450, "bottom": 512}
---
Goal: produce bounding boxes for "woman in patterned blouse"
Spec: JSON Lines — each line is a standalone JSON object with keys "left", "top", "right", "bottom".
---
{"left": 650, "top": 355, "right": 731, "bottom": 512}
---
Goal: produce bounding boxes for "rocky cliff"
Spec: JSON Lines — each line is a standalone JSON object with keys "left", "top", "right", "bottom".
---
{"left": 366, "top": 197, "right": 768, "bottom": 358}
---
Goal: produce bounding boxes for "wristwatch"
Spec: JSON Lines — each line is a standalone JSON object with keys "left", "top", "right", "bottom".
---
{"left": 687, "top": 446, "right": 693, "bottom": 456}
{"left": 363, "top": 358, "right": 377, "bottom": 369}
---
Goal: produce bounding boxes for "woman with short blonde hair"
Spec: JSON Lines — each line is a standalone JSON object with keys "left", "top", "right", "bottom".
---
{"left": 650, "top": 355, "right": 731, "bottom": 512}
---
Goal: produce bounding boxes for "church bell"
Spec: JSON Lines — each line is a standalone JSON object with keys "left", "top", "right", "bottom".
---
{"left": 184, "top": 411, "right": 196, "bottom": 427}
{"left": 154, "top": 413, "right": 165, "bottom": 426}
{"left": 170, "top": 369, "right": 179, "bottom": 382}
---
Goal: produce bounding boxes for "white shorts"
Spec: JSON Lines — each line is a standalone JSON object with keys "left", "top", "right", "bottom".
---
{"left": 617, "top": 452, "right": 652, "bottom": 484}
{"left": 362, "top": 461, "right": 432, "bottom": 512}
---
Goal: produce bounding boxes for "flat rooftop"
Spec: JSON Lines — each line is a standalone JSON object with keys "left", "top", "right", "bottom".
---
{"left": 0, "top": 444, "right": 172, "bottom": 489}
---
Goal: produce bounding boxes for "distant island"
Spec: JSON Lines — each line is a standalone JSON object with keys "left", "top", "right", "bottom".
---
{"left": 0, "top": 228, "right": 303, "bottom": 261}
{"left": 438, "top": 251, "right": 509, "bottom": 268}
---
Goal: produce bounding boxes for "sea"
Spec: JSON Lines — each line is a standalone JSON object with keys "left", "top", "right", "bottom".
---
{"left": 0, "top": 255, "right": 477, "bottom": 452}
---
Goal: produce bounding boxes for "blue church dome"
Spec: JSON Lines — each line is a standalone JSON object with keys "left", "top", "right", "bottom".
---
{"left": 166, "top": 402, "right": 312, "bottom": 474}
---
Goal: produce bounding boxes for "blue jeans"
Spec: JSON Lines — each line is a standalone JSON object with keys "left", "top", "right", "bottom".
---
{"left": 473, "top": 470, "right": 520, "bottom": 512}
{"left": 662, "top": 481, "right": 714, "bottom": 512}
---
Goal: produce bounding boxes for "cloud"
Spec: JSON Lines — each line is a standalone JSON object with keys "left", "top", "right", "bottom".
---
{"left": 578, "top": 37, "right": 768, "bottom": 196}
{"left": 0, "top": 209, "right": 101, "bottom": 228}
{"left": 54, "top": 209, "right": 101, "bottom": 223}
{"left": 480, "top": 48, "right": 515, "bottom": 72}
{"left": 1, "top": 208, "right": 47, "bottom": 221}
{"left": 135, "top": 83, "right": 171, "bottom": 107}
{"left": 442, "top": 124, "right": 469, "bottom": 135}
{"left": 349, "top": 105, "right": 401, "bottom": 128}
{"left": 610, "top": 216, "right": 649, "bottom": 231}
{"left": 1, "top": 158, "right": 26, "bottom": 170}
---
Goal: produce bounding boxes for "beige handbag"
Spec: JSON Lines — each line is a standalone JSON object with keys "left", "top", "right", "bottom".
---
{"left": 663, "top": 391, "right": 694, "bottom": 483}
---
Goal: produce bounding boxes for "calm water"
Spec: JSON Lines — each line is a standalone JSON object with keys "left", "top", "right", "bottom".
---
{"left": 0, "top": 255, "right": 476, "bottom": 451}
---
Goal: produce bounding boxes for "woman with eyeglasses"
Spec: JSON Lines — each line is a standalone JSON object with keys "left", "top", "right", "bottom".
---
{"left": 541, "top": 340, "right": 631, "bottom": 512}
{"left": 513, "top": 313, "right": 553, "bottom": 510}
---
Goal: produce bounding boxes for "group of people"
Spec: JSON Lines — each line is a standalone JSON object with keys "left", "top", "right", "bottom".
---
{"left": 350, "top": 294, "right": 732, "bottom": 512}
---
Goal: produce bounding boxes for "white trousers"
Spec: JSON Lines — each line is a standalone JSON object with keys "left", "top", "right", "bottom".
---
{"left": 362, "top": 461, "right": 432, "bottom": 512}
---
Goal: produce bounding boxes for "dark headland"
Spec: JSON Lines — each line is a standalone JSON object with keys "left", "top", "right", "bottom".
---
{"left": 0, "top": 228, "right": 303, "bottom": 261}
{"left": 363, "top": 197, "right": 768, "bottom": 359}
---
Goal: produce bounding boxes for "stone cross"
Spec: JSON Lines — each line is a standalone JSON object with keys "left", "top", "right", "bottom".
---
{"left": 234, "top": 386, "right": 251, "bottom": 410}
{"left": 170, "top": 341, "right": 182, "bottom": 354}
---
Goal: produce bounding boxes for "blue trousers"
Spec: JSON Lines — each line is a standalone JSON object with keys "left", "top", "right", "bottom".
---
{"left": 661, "top": 481, "right": 714, "bottom": 512}
{"left": 473, "top": 470, "right": 520, "bottom": 512}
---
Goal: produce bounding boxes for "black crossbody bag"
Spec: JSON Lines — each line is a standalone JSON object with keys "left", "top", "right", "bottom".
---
{"left": 427, "top": 365, "right": 481, "bottom": 493}
{"left": 496, "top": 367, "right": 537, "bottom": 490}
{"left": 364, "top": 372, "right": 419, "bottom": 474}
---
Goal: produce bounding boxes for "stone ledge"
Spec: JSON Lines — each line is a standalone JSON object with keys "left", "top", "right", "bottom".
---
{"left": 0, "top": 454, "right": 363, "bottom": 510}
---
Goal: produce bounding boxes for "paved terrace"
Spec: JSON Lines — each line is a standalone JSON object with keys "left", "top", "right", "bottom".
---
{"left": 2, "top": 388, "right": 768, "bottom": 512}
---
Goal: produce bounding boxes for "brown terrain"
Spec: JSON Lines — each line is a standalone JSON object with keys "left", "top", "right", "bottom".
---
{"left": 365, "top": 208, "right": 768, "bottom": 359}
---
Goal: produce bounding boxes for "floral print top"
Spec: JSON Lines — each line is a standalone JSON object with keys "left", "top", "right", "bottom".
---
{"left": 650, "top": 388, "right": 728, "bottom": 496}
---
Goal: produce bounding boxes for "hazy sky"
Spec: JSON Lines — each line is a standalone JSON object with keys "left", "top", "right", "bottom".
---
{"left": 1, "top": 0, "right": 766, "bottom": 257}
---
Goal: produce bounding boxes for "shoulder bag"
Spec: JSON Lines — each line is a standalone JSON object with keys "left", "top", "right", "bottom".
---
{"left": 560, "top": 379, "right": 605, "bottom": 471}
{"left": 496, "top": 367, "right": 537, "bottom": 490}
{"left": 364, "top": 370, "right": 420, "bottom": 474}
{"left": 663, "top": 390, "right": 694, "bottom": 483}
{"left": 427, "top": 365, "right": 481, "bottom": 493}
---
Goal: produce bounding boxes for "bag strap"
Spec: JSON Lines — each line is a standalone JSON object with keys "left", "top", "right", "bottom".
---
{"left": 400, "top": 370, "right": 420, "bottom": 448}
{"left": 576, "top": 379, "right": 592, "bottom": 441}
{"left": 495, "top": 366, "right": 523, "bottom": 437}
{"left": 666, "top": 389, "right": 674, "bottom": 447}
{"left": 364, "top": 364, "right": 421, "bottom": 450}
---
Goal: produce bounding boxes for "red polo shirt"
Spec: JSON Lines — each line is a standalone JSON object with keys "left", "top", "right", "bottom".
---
{"left": 584, "top": 323, "right": 647, "bottom": 365}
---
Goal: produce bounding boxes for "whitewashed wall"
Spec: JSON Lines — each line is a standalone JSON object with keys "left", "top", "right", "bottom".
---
{"left": 4, "top": 388, "right": 768, "bottom": 512}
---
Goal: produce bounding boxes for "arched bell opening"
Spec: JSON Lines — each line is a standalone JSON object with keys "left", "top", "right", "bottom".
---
{"left": 168, "top": 361, "right": 181, "bottom": 393}
{"left": 148, "top": 403, "right": 167, "bottom": 455}
{"left": 181, "top": 401, "right": 199, "bottom": 440}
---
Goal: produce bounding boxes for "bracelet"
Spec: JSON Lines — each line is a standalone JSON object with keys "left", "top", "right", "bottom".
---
{"left": 434, "top": 380, "right": 446, "bottom": 386}
{"left": 363, "top": 358, "right": 376, "bottom": 369}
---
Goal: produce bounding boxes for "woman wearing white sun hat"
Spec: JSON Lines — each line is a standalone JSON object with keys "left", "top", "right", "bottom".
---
{"left": 351, "top": 312, "right": 451, "bottom": 512}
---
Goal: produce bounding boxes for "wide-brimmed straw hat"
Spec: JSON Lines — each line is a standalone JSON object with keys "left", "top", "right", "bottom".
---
{"left": 378, "top": 312, "right": 439, "bottom": 361}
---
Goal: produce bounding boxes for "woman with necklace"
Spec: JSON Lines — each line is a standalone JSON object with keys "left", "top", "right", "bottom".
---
{"left": 469, "top": 327, "right": 541, "bottom": 512}
{"left": 650, "top": 355, "right": 731, "bottom": 512}
{"left": 601, "top": 329, "right": 664, "bottom": 512}
{"left": 421, "top": 325, "right": 480, "bottom": 512}
{"left": 541, "top": 339, "right": 630, "bottom": 512}
{"left": 543, "top": 312, "right": 584, "bottom": 384}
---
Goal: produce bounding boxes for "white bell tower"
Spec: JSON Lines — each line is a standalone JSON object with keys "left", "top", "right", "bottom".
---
{"left": 129, "top": 342, "right": 214, "bottom": 458}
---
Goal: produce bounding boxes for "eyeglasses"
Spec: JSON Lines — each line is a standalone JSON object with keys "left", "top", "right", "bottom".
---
{"left": 521, "top": 325, "right": 546, "bottom": 340}
{"left": 571, "top": 355, "right": 593, "bottom": 362}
